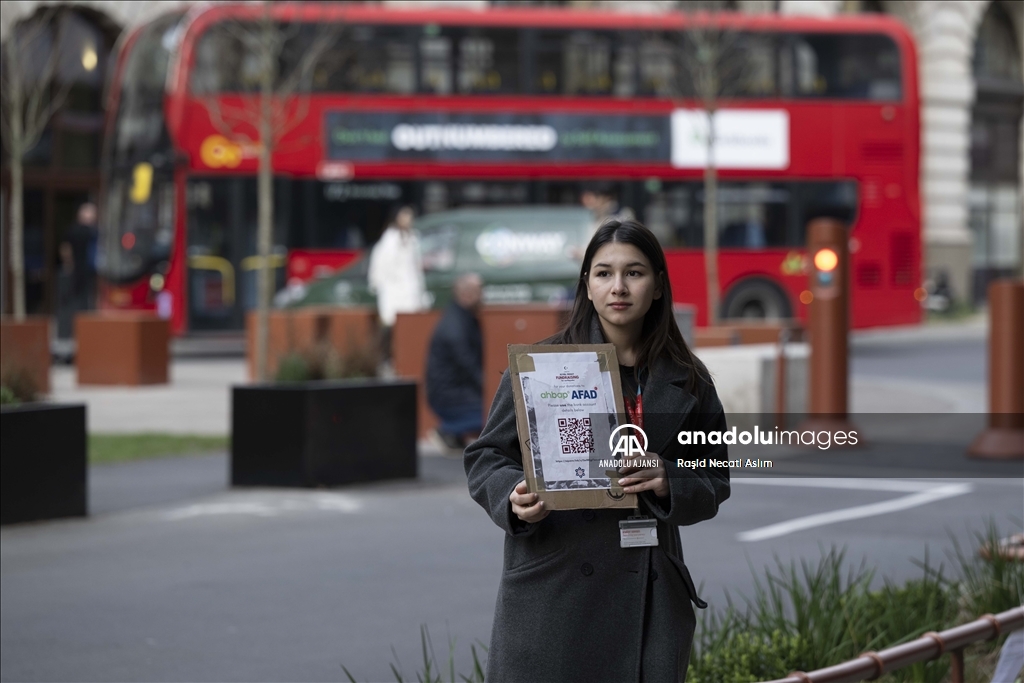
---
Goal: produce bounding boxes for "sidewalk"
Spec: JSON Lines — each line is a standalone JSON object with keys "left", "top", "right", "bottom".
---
{"left": 49, "top": 316, "right": 989, "bottom": 436}
{"left": 51, "top": 360, "right": 245, "bottom": 435}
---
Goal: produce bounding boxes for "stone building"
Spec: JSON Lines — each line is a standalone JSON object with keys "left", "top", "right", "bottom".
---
{"left": 2, "top": 0, "right": 1021, "bottom": 313}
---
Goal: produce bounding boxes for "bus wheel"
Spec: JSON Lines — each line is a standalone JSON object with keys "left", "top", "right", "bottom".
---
{"left": 721, "top": 278, "right": 792, "bottom": 320}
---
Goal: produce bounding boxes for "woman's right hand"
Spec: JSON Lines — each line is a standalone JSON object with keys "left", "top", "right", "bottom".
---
{"left": 510, "top": 480, "right": 550, "bottom": 524}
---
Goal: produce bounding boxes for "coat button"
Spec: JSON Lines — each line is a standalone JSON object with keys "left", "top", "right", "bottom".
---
{"left": 651, "top": 570, "right": 659, "bottom": 581}
{"left": 580, "top": 563, "right": 594, "bottom": 576}
{"left": 582, "top": 510, "right": 595, "bottom": 521}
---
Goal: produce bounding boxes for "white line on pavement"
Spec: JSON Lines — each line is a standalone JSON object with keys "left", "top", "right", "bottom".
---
{"left": 732, "top": 479, "right": 974, "bottom": 542}
{"left": 162, "top": 493, "right": 362, "bottom": 520}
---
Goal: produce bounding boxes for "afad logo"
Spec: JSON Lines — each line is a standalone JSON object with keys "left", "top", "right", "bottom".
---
{"left": 199, "top": 135, "right": 260, "bottom": 169}
{"left": 609, "top": 424, "right": 648, "bottom": 459}
{"left": 540, "top": 387, "right": 599, "bottom": 400}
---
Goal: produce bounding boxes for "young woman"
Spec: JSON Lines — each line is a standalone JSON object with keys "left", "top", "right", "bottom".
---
{"left": 464, "top": 220, "right": 731, "bottom": 683}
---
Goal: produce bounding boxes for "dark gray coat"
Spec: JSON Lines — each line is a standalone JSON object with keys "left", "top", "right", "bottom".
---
{"left": 426, "top": 301, "right": 483, "bottom": 410}
{"left": 464, "top": 323, "right": 731, "bottom": 683}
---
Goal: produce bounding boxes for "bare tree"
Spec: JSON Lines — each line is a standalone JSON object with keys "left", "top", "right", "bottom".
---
{"left": 199, "top": 2, "right": 338, "bottom": 380}
{"left": 670, "top": 2, "right": 756, "bottom": 326}
{"left": 0, "top": 7, "right": 71, "bottom": 320}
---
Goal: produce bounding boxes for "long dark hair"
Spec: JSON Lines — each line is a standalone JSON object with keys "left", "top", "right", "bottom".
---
{"left": 549, "top": 219, "right": 709, "bottom": 395}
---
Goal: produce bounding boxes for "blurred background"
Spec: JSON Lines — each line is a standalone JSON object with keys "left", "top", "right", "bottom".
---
{"left": 0, "top": 0, "right": 1021, "bottom": 339}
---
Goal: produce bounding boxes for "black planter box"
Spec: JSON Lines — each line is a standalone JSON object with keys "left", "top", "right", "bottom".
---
{"left": 1, "top": 403, "right": 87, "bottom": 524}
{"left": 231, "top": 379, "right": 418, "bottom": 487}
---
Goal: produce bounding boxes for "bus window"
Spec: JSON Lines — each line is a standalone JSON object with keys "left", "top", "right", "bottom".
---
{"left": 316, "top": 25, "right": 415, "bottom": 94}
{"left": 564, "top": 31, "right": 611, "bottom": 95}
{"left": 453, "top": 182, "right": 530, "bottom": 206}
{"left": 102, "top": 174, "right": 174, "bottom": 282}
{"left": 191, "top": 24, "right": 248, "bottom": 93}
{"left": 300, "top": 180, "right": 409, "bottom": 248}
{"left": 639, "top": 180, "right": 858, "bottom": 248}
{"left": 712, "top": 184, "right": 791, "bottom": 248}
{"left": 785, "top": 33, "right": 902, "bottom": 101}
{"left": 420, "top": 26, "right": 453, "bottom": 95}
{"left": 637, "top": 35, "right": 681, "bottom": 98}
{"left": 192, "top": 21, "right": 341, "bottom": 94}
{"left": 532, "top": 29, "right": 634, "bottom": 97}
{"left": 457, "top": 28, "right": 520, "bottom": 94}
{"left": 732, "top": 33, "right": 780, "bottom": 98}
{"left": 641, "top": 182, "right": 693, "bottom": 246}
{"left": 114, "top": 16, "right": 178, "bottom": 166}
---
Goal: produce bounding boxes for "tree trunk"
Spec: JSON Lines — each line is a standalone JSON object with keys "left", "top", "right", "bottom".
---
{"left": 703, "top": 109, "right": 719, "bottom": 328}
{"left": 9, "top": 57, "right": 26, "bottom": 321}
{"left": 254, "top": 5, "right": 274, "bottom": 381}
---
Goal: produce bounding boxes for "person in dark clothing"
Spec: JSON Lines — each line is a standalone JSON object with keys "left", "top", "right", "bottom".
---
{"left": 57, "top": 203, "right": 98, "bottom": 338}
{"left": 67, "top": 203, "right": 98, "bottom": 304}
{"left": 426, "top": 273, "right": 484, "bottom": 453}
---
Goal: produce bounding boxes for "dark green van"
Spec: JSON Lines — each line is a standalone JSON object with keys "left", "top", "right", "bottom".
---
{"left": 281, "top": 206, "right": 592, "bottom": 310}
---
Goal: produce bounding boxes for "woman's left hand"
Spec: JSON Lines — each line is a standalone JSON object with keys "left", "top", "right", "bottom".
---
{"left": 617, "top": 453, "right": 669, "bottom": 498}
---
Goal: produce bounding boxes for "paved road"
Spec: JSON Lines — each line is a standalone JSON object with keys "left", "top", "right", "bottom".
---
{"left": 5, "top": 320, "right": 1021, "bottom": 682}
{"left": 3, "top": 452, "right": 1019, "bottom": 683}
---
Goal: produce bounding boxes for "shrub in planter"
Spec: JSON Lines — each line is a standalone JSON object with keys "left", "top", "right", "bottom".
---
{"left": 0, "top": 316, "right": 51, "bottom": 394}
{"left": 1, "top": 362, "right": 39, "bottom": 405}
{"left": 274, "top": 340, "right": 379, "bottom": 383}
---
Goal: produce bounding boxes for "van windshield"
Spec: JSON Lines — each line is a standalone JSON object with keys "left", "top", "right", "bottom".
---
{"left": 416, "top": 209, "right": 590, "bottom": 273}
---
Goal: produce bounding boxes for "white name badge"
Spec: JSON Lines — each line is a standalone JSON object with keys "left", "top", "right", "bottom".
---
{"left": 619, "top": 518, "right": 658, "bottom": 548}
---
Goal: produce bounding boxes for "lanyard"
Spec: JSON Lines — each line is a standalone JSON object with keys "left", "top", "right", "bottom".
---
{"left": 624, "top": 373, "right": 644, "bottom": 431}
{"left": 623, "top": 372, "right": 645, "bottom": 519}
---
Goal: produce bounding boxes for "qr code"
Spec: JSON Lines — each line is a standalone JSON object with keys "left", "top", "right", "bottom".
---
{"left": 558, "top": 417, "right": 594, "bottom": 455}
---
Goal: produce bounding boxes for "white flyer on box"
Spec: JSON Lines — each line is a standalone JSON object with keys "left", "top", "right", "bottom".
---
{"left": 518, "top": 352, "right": 620, "bottom": 490}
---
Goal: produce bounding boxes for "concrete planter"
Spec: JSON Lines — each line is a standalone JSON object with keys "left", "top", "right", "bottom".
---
{"left": 75, "top": 313, "right": 169, "bottom": 385}
{"left": 231, "top": 379, "right": 417, "bottom": 487}
{"left": 1, "top": 403, "right": 87, "bottom": 524}
{"left": 0, "top": 316, "right": 51, "bottom": 394}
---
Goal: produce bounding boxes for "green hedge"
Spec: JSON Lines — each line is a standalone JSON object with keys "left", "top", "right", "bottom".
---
{"left": 344, "top": 521, "right": 1023, "bottom": 683}
{"left": 688, "top": 522, "right": 1023, "bottom": 683}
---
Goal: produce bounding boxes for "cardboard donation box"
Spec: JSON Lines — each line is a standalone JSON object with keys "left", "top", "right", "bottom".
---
{"left": 508, "top": 344, "right": 637, "bottom": 510}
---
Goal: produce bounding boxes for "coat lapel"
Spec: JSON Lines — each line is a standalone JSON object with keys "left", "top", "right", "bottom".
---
{"left": 587, "top": 317, "right": 697, "bottom": 455}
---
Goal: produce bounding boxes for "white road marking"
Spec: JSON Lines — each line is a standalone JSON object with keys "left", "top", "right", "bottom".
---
{"left": 732, "top": 478, "right": 974, "bottom": 542}
{"left": 162, "top": 493, "right": 362, "bottom": 520}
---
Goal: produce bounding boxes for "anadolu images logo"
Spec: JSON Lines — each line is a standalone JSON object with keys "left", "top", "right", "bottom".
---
{"left": 609, "top": 424, "right": 648, "bottom": 459}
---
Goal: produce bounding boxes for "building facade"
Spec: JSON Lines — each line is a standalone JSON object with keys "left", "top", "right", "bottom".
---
{"left": 2, "top": 0, "right": 1021, "bottom": 314}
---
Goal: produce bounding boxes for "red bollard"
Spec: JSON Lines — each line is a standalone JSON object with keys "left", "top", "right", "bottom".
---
{"left": 968, "top": 280, "right": 1024, "bottom": 460}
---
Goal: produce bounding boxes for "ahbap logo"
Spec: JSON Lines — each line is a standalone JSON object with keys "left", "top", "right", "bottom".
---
{"left": 609, "top": 424, "right": 648, "bottom": 459}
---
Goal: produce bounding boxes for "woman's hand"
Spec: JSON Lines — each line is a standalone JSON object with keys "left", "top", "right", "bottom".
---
{"left": 618, "top": 454, "right": 669, "bottom": 498}
{"left": 510, "top": 480, "right": 551, "bottom": 524}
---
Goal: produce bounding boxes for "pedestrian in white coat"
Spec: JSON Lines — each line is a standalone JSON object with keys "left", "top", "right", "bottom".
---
{"left": 367, "top": 206, "right": 427, "bottom": 363}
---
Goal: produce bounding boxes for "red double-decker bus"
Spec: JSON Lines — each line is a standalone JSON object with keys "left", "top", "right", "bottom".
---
{"left": 99, "top": 4, "right": 920, "bottom": 335}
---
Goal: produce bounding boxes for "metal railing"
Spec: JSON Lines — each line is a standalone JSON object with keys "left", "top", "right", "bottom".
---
{"left": 762, "top": 606, "right": 1024, "bottom": 683}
